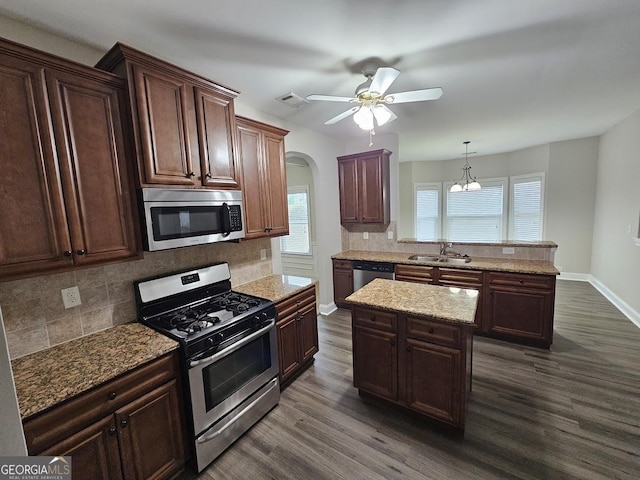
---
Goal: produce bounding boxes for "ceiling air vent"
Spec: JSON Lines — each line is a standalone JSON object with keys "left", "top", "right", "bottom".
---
{"left": 276, "top": 92, "right": 309, "bottom": 108}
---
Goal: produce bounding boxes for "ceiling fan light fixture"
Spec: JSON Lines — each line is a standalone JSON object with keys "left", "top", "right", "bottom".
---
{"left": 353, "top": 106, "right": 374, "bottom": 130}
{"left": 372, "top": 105, "right": 392, "bottom": 126}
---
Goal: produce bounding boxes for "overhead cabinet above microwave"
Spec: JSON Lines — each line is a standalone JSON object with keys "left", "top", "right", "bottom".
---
{"left": 96, "top": 43, "right": 242, "bottom": 190}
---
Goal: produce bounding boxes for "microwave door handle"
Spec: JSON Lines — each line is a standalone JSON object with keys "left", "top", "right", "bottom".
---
{"left": 221, "top": 202, "right": 231, "bottom": 236}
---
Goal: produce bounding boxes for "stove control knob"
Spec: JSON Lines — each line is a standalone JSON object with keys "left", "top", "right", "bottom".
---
{"left": 205, "top": 338, "right": 214, "bottom": 349}
{"left": 216, "top": 332, "right": 224, "bottom": 342}
{"left": 260, "top": 312, "right": 269, "bottom": 321}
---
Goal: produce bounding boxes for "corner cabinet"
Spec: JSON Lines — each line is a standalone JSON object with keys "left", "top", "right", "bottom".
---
{"left": 352, "top": 306, "right": 472, "bottom": 431}
{"left": 23, "top": 352, "right": 187, "bottom": 480}
{"left": 332, "top": 259, "right": 354, "bottom": 309}
{"left": 275, "top": 285, "right": 318, "bottom": 387}
{"left": 236, "top": 116, "right": 289, "bottom": 239}
{"left": 0, "top": 38, "right": 141, "bottom": 281}
{"left": 96, "top": 43, "right": 241, "bottom": 190}
{"left": 337, "top": 149, "right": 390, "bottom": 225}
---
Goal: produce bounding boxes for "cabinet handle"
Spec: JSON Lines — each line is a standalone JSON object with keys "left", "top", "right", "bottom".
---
{"left": 186, "top": 171, "right": 196, "bottom": 178}
{"left": 76, "top": 249, "right": 86, "bottom": 255}
{"left": 108, "top": 392, "right": 117, "bottom": 400}
{"left": 63, "top": 250, "right": 72, "bottom": 257}
{"left": 108, "top": 426, "right": 117, "bottom": 436}
{"left": 406, "top": 345, "right": 411, "bottom": 352}
{"left": 205, "top": 172, "right": 213, "bottom": 179}
{"left": 428, "top": 327, "right": 435, "bottom": 334}
{"left": 120, "top": 419, "right": 128, "bottom": 428}
{"left": 519, "top": 279, "right": 524, "bottom": 284}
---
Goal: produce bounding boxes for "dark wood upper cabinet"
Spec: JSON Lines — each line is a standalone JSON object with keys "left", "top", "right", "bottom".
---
{"left": 236, "top": 116, "right": 289, "bottom": 239}
{"left": 96, "top": 43, "right": 241, "bottom": 190}
{"left": 337, "top": 149, "right": 390, "bottom": 225}
{"left": 0, "top": 38, "right": 141, "bottom": 281}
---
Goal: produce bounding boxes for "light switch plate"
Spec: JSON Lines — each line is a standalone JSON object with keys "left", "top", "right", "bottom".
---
{"left": 502, "top": 247, "right": 515, "bottom": 254}
{"left": 260, "top": 249, "right": 267, "bottom": 260}
{"left": 387, "top": 231, "right": 394, "bottom": 239}
{"left": 363, "top": 232, "right": 369, "bottom": 240}
{"left": 62, "top": 286, "right": 82, "bottom": 309}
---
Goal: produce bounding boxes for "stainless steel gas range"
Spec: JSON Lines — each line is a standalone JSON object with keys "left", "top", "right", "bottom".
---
{"left": 134, "top": 263, "right": 279, "bottom": 472}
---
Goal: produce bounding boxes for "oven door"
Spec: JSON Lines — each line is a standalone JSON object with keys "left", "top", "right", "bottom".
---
{"left": 187, "top": 319, "right": 279, "bottom": 436}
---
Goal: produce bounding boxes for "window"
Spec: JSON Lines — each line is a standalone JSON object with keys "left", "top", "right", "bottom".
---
{"left": 443, "top": 178, "right": 507, "bottom": 242}
{"left": 510, "top": 173, "right": 544, "bottom": 241}
{"left": 280, "top": 186, "right": 311, "bottom": 254}
{"left": 415, "top": 183, "right": 441, "bottom": 240}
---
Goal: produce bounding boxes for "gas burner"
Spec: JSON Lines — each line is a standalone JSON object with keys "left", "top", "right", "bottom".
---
{"left": 179, "top": 319, "right": 216, "bottom": 335}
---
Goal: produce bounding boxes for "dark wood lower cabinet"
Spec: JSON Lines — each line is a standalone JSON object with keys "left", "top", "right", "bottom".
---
{"left": 332, "top": 259, "right": 354, "bottom": 308}
{"left": 24, "top": 353, "right": 186, "bottom": 480}
{"left": 351, "top": 306, "right": 471, "bottom": 431}
{"left": 275, "top": 285, "right": 319, "bottom": 387}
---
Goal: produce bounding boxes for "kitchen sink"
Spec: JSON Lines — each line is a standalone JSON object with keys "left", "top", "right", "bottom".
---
{"left": 408, "top": 255, "right": 472, "bottom": 264}
{"left": 408, "top": 255, "right": 440, "bottom": 261}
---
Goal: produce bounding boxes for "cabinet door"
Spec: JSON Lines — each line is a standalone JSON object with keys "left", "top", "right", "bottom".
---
{"left": 405, "top": 339, "right": 462, "bottom": 426}
{"left": 194, "top": 87, "right": 240, "bottom": 189}
{"left": 277, "top": 313, "right": 301, "bottom": 383}
{"left": 333, "top": 261, "right": 354, "bottom": 308}
{"left": 263, "top": 131, "right": 289, "bottom": 236}
{"left": 237, "top": 123, "right": 267, "bottom": 238}
{"left": 40, "top": 415, "right": 123, "bottom": 480}
{"left": 298, "top": 302, "right": 319, "bottom": 363}
{"left": 359, "top": 154, "right": 385, "bottom": 223}
{"left": 338, "top": 157, "right": 358, "bottom": 223}
{"left": 116, "top": 380, "right": 185, "bottom": 480}
{"left": 0, "top": 52, "right": 73, "bottom": 278}
{"left": 352, "top": 326, "right": 398, "bottom": 401}
{"left": 132, "top": 64, "right": 197, "bottom": 185}
{"left": 46, "top": 69, "right": 140, "bottom": 266}
{"left": 486, "top": 287, "right": 553, "bottom": 344}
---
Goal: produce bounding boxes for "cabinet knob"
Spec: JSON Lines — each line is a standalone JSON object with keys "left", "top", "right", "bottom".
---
{"left": 406, "top": 345, "right": 411, "bottom": 352}
{"left": 120, "top": 419, "right": 128, "bottom": 428}
{"left": 428, "top": 327, "right": 435, "bottom": 334}
{"left": 76, "top": 249, "right": 86, "bottom": 255}
{"left": 205, "top": 172, "right": 213, "bottom": 179}
{"left": 108, "top": 391, "right": 117, "bottom": 400}
{"left": 108, "top": 426, "right": 117, "bottom": 436}
{"left": 186, "top": 171, "right": 196, "bottom": 178}
{"left": 63, "top": 250, "right": 72, "bottom": 257}
{"left": 390, "top": 339, "right": 395, "bottom": 347}
{"left": 519, "top": 279, "right": 524, "bottom": 284}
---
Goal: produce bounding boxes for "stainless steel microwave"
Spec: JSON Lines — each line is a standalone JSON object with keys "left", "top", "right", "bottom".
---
{"left": 139, "top": 188, "right": 244, "bottom": 251}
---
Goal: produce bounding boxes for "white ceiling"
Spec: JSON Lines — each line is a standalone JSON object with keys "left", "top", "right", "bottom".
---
{"left": 3, "top": 0, "right": 640, "bottom": 162}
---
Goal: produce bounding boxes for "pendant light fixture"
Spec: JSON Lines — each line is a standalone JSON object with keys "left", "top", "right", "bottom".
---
{"left": 450, "top": 141, "right": 481, "bottom": 192}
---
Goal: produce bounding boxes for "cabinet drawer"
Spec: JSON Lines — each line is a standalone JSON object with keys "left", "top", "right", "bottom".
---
{"left": 24, "top": 352, "right": 178, "bottom": 454}
{"left": 276, "top": 285, "right": 316, "bottom": 320}
{"left": 333, "top": 259, "right": 352, "bottom": 270}
{"left": 395, "top": 264, "right": 434, "bottom": 283}
{"left": 438, "top": 268, "right": 483, "bottom": 285}
{"left": 406, "top": 316, "right": 462, "bottom": 348}
{"left": 353, "top": 307, "right": 397, "bottom": 332}
{"left": 489, "top": 272, "right": 555, "bottom": 290}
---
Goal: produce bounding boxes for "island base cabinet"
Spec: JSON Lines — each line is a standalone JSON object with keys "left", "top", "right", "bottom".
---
{"left": 405, "top": 340, "right": 462, "bottom": 425}
{"left": 353, "top": 326, "right": 398, "bottom": 401}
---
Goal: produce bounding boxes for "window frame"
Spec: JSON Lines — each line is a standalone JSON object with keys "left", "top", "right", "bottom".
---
{"left": 280, "top": 185, "right": 312, "bottom": 256}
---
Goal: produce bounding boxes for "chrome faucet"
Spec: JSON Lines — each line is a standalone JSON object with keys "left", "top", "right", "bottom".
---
{"left": 440, "top": 242, "right": 453, "bottom": 256}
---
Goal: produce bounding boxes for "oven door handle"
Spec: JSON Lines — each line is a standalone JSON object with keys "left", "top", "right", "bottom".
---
{"left": 196, "top": 377, "right": 279, "bottom": 444}
{"left": 189, "top": 319, "right": 275, "bottom": 368}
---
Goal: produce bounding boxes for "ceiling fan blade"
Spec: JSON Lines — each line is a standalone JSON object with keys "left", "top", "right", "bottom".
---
{"left": 325, "top": 106, "right": 360, "bottom": 125}
{"left": 385, "top": 87, "right": 443, "bottom": 104}
{"left": 368, "top": 67, "right": 400, "bottom": 96}
{"left": 306, "top": 94, "right": 355, "bottom": 103}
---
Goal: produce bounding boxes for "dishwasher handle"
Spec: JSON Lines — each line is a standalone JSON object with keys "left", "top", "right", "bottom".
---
{"left": 352, "top": 261, "right": 395, "bottom": 273}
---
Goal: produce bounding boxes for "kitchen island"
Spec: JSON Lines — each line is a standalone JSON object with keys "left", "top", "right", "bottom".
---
{"left": 345, "top": 278, "right": 477, "bottom": 431}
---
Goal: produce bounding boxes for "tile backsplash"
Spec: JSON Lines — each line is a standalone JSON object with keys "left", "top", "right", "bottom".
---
{"left": 0, "top": 239, "right": 272, "bottom": 359}
{"left": 341, "top": 222, "right": 556, "bottom": 262}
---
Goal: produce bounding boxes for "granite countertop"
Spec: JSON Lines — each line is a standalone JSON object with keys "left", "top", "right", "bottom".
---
{"left": 11, "top": 323, "right": 178, "bottom": 419}
{"left": 345, "top": 278, "right": 478, "bottom": 325}
{"left": 234, "top": 274, "right": 316, "bottom": 303}
{"left": 332, "top": 250, "right": 559, "bottom": 275}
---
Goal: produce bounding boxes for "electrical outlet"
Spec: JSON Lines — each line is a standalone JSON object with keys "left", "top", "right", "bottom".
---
{"left": 502, "top": 247, "right": 515, "bottom": 254}
{"left": 363, "top": 232, "right": 369, "bottom": 240}
{"left": 387, "top": 231, "right": 394, "bottom": 240}
{"left": 61, "top": 286, "right": 82, "bottom": 309}
{"left": 260, "top": 249, "right": 267, "bottom": 260}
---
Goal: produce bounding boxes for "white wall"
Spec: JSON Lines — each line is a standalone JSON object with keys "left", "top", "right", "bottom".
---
{"left": 591, "top": 108, "right": 640, "bottom": 317}
{"left": 0, "top": 308, "right": 27, "bottom": 455}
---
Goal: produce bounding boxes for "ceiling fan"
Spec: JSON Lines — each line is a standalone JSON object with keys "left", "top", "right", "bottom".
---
{"left": 306, "top": 63, "right": 443, "bottom": 140}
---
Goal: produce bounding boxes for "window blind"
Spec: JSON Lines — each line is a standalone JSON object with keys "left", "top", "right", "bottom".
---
{"left": 445, "top": 182, "right": 505, "bottom": 242}
{"left": 280, "top": 188, "right": 311, "bottom": 254}
{"left": 511, "top": 177, "right": 543, "bottom": 241}
{"left": 415, "top": 184, "right": 440, "bottom": 240}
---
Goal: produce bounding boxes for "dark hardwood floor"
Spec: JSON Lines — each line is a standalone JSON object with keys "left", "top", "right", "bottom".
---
{"left": 180, "top": 280, "right": 640, "bottom": 479}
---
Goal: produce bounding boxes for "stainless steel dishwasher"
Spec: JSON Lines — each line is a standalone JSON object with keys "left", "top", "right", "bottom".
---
{"left": 352, "top": 260, "right": 395, "bottom": 291}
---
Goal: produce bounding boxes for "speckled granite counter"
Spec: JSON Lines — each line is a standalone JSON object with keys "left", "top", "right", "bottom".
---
{"left": 333, "top": 250, "right": 559, "bottom": 275}
{"left": 11, "top": 323, "right": 178, "bottom": 419}
{"left": 345, "top": 278, "right": 477, "bottom": 325}
{"left": 235, "top": 274, "right": 316, "bottom": 303}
